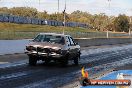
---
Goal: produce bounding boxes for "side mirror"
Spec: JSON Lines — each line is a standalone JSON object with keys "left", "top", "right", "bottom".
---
{"left": 75, "top": 42, "right": 78, "bottom": 45}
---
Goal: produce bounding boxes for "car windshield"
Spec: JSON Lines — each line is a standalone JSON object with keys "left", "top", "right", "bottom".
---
{"left": 33, "top": 34, "right": 65, "bottom": 44}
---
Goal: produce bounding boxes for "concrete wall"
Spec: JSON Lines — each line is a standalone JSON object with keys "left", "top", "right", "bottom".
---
{"left": 0, "top": 40, "right": 29, "bottom": 55}
{"left": 74, "top": 38, "right": 132, "bottom": 47}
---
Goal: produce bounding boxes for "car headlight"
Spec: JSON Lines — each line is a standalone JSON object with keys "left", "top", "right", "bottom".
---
{"left": 26, "top": 46, "right": 31, "bottom": 51}
{"left": 26, "top": 46, "right": 36, "bottom": 51}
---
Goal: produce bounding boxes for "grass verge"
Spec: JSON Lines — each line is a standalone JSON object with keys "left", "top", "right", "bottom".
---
{"left": 0, "top": 22, "right": 129, "bottom": 39}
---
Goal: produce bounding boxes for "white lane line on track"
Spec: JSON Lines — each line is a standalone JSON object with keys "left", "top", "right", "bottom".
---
{"left": 0, "top": 60, "right": 27, "bottom": 69}
{"left": 0, "top": 69, "right": 43, "bottom": 80}
{"left": 0, "top": 62, "right": 9, "bottom": 64}
{"left": 0, "top": 72, "right": 27, "bottom": 80}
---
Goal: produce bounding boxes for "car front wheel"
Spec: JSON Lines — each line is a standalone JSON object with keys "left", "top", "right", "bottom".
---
{"left": 60, "top": 55, "right": 69, "bottom": 66}
{"left": 45, "top": 59, "right": 51, "bottom": 64}
{"left": 29, "top": 56, "right": 37, "bottom": 66}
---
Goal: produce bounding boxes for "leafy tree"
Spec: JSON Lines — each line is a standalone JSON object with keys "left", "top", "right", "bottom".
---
{"left": 37, "top": 11, "right": 48, "bottom": 19}
{"left": 114, "top": 14, "right": 130, "bottom": 32}
{"left": 9, "top": 7, "right": 38, "bottom": 18}
{"left": 0, "top": 7, "right": 9, "bottom": 14}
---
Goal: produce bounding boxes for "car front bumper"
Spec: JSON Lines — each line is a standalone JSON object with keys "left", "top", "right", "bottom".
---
{"left": 25, "top": 51, "right": 63, "bottom": 58}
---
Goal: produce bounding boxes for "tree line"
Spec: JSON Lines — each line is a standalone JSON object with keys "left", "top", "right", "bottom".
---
{"left": 0, "top": 7, "right": 132, "bottom": 32}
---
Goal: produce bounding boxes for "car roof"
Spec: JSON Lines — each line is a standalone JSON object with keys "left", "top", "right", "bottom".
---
{"left": 39, "top": 33, "right": 70, "bottom": 37}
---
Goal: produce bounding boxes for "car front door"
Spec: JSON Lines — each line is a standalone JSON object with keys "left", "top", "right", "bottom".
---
{"left": 67, "top": 36, "right": 76, "bottom": 59}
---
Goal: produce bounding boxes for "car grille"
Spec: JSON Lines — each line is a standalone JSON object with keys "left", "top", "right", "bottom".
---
{"left": 37, "top": 47, "right": 44, "bottom": 52}
{"left": 27, "top": 46, "right": 61, "bottom": 54}
{"left": 36, "top": 47, "right": 51, "bottom": 53}
{"left": 37, "top": 47, "right": 60, "bottom": 54}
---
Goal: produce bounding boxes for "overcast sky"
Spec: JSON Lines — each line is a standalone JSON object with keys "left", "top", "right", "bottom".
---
{"left": 0, "top": 0, "right": 132, "bottom": 16}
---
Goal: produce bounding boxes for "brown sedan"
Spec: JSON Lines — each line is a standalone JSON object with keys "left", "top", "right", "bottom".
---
{"left": 25, "top": 33, "right": 81, "bottom": 66}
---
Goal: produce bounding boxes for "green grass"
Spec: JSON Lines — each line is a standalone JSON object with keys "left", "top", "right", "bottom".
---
{"left": 0, "top": 22, "right": 97, "bottom": 39}
{"left": 0, "top": 22, "right": 96, "bottom": 32}
{"left": 0, "top": 22, "right": 129, "bottom": 39}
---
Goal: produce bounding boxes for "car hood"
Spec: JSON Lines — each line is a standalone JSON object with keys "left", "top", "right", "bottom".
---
{"left": 27, "top": 42, "right": 64, "bottom": 50}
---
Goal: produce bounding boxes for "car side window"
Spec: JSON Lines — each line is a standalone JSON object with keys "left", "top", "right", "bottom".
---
{"left": 70, "top": 37, "right": 75, "bottom": 44}
{"left": 66, "top": 36, "right": 70, "bottom": 45}
{"left": 68, "top": 36, "right": 75, "bottom": 46}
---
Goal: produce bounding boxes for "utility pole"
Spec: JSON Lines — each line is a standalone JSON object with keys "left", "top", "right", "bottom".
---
{"left": 129, "top": 9, "right": 132, "bottom": 37}
{"left": 129, "top": 17, "right": 131, "bottom": 37}
{"left": 57, "top": 0, "right": 59, "bottom": 21}
{"left": 107, "top": 0, "right": 111, "bottom": 38}
{"left": 63, "top": 0, "right": 66, "bottom": 35}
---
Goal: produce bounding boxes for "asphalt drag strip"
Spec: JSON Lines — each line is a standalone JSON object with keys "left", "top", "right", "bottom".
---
{"left": 0, "top": 44, "right": 132, "bottom": 88}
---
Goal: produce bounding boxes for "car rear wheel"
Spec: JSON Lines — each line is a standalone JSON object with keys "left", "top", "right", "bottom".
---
{"left": 29, "top": 56, "right": 37, "bottom": 66}
{"left": 74, "top": 54, "right": 80, "bottom": 65}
